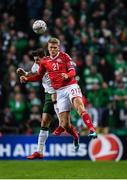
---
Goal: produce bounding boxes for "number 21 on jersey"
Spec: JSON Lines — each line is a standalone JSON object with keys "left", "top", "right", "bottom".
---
{"left": 71, "top": 88, "right": 81, "bottom": 96}
{"left": 52, "top": 62, "right": 59, "bottom": 71}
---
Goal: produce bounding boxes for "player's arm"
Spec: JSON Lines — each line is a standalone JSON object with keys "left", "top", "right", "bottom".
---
{"left": 61, "top": 69, "right": 76, "bottom": 79}
{"left": 61, "top": 53, "right": 76, "bottom": 79}
{"left": 17, "top": 67, "right": 40, "bottom": 83}
{"left": 20, "top": 73, "right": 42, "bottom": 83}
{"left": 17, "top": 68, "right": 35, "bottom": 77}
{"left": 16, "top": 68, "right": 28, "bottom": 76}
{"left": 20, "top": 61, "right": 46, "bottom": 83}
{"left": 17, "top": 61, "right": 40, "bottom": 77}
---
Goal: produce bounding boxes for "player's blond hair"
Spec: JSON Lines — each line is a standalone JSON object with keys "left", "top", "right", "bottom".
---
{"left": 48, "top": 38, "right": 60, "bottom": 45}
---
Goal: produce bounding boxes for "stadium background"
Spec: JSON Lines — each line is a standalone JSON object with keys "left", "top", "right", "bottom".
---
{"left": 0, "top": 0, "right": 127, "bottom": 178}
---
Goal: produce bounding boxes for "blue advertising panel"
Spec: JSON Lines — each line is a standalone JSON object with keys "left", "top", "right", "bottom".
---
{"left": 0, "top": 134, "right": 125, "bottom": 160}
{"left": 0, "top": 135, "right": 90, "bottom": 160}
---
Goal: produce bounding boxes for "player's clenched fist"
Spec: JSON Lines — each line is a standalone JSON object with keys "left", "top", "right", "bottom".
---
{"left": 20, "top": 76, "right": 28, "bottom": 83}
{"left": 61, "top": 73, "right": 68, "bottom": 79}
{"left": 16, "top": 68, "right": 26, "bottom": 76}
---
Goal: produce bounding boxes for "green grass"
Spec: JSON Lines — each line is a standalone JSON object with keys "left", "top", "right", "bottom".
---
{"left": 0, "top": 160, "right": 127, "bottom": 179}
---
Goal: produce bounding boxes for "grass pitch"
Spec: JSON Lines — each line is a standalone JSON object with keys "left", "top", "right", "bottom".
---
{"left": 0, "top": 160, "right": 127, "bottom": 179}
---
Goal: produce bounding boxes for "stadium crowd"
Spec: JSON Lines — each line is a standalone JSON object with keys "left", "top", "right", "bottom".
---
{"left": 0, "top": 0, "right": 127, "bottom": 136}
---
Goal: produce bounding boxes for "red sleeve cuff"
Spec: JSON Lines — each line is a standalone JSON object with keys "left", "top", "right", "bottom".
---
{"left": 67, "top": 69, "right": 76, "bottom": 78}
{"left": 27, "top": 74, "right": 42, "bottom": 82}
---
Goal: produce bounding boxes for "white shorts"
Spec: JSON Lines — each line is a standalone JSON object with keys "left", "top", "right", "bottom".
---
{"left": 56, "top": 84, "right": 82, "bottom": 113}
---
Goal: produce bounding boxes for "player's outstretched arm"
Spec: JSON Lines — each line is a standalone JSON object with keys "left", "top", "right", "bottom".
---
{"left": 16, "top": 68, "right": 27, "bottom": 76}
{"left": 20, "top": 73, "right": 43, "bottom": 83}
{"left": 17, "top": 68, "right": 35, "bottom": 77}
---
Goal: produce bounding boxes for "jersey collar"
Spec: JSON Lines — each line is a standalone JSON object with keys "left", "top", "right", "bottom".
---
{"left": 50, "top": 51, "right": 60, "bottom": 60}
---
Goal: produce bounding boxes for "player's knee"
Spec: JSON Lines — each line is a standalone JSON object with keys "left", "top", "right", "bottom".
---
{"left": 41, "top": 118, "right": 50, "bottom": 127}
{"left": 77, "top": 105, "right": 86, "bottom": 116}
{"left": 62, "top": 121, "right": 70, "bottom": 129}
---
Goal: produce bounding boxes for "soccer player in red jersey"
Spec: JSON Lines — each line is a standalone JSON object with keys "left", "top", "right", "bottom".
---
{"left": 18, "top": 48, "right": 79, "bottom": 159}
{"left": 20, "top": 38, "right": 97, "bottom": 139}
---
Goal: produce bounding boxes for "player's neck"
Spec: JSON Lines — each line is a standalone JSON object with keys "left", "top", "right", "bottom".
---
{"left": 50, "top": 52, "right": 59, "bottom": 59}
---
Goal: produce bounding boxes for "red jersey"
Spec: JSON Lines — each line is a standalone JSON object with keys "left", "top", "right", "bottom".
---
{"left": 38, "top": 51, "right": 77, "bottom": 89}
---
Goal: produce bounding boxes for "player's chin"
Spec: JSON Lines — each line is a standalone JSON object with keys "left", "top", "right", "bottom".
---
{"left": 52, "top": 52, "right": 57, "bottom": 56}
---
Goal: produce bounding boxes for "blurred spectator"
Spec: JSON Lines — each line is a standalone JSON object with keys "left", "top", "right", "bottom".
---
{"left": 9, "top": 93, "right": 28, "bottom": 123}
{"left": 19, "top": 54, "right": 33, "bottom": 71}
{"left": 28, "top": 104, "right": 41, "bottom": 134}
{"left": 0, "top": 107, "right": 18, "bottom": 134}
{"left": 98, "top": 57, "right": 114, "bottom": 83}
{"left": 83, "top": 65, "right": 103, "bottom": 91}
{"left": 26, "top": 0, "right": 44, "bottom": 20}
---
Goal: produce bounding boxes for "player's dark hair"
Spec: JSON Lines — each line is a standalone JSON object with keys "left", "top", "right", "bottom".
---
{"left": 31, "top": 48, "right": 46, "bottom": 58}
{"left": 48, "top": 38, "right": 60, "bottom": 45}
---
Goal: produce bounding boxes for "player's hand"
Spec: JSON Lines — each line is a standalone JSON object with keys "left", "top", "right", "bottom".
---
{"left": 16, "top": 68, "right": 26, "bottom": 76}
{"left": 61, "top": 73, "right": 68, "bottom": 79}
{"left": 20, "top": 76, "right": 28, "bottom": 83}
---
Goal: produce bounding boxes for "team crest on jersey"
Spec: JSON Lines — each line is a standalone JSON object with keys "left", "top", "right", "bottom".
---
{"left": 56, "top": 58, "right": 62, "bottom": 62}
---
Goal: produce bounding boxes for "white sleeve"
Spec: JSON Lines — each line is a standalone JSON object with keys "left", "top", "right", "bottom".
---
{"left": 31, "top": 63, "right": 40, "bottom": 73}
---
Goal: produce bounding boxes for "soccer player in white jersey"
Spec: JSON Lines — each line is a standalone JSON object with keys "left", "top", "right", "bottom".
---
{"left": 17, "top": 48, "right": 79, "bottom": 159}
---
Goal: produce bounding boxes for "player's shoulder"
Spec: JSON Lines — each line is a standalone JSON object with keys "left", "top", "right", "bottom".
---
{"left": 59, "top": 51, "right": 68, "bottom": 56}
{"left": 43, "top": 56, "right": 50, "bottom": 60}
{"left": 40, "top": 56, "right": 49, "bottom": 63}
{"left": 59, "top": 51, "right": 72, "bottom": 60}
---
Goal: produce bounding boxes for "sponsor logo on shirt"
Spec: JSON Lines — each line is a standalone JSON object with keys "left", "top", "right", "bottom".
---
{"left": 56, "top": 58, "right": 62, "bottom": 63}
